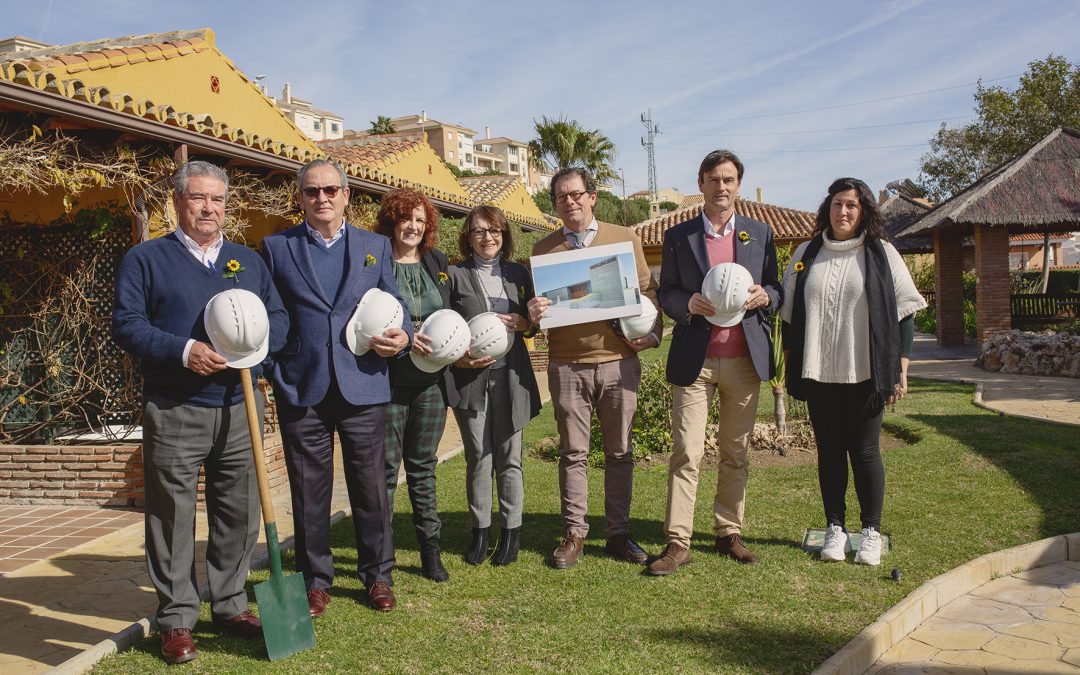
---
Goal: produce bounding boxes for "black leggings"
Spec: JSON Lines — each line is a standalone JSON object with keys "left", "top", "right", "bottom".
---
{"left": 806, "top": 380, "right": 885, "bottom": 531}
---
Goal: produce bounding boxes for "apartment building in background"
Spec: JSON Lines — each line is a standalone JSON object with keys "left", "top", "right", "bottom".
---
{"left": 275, "top": 82, "right": 344, "bottom": 142}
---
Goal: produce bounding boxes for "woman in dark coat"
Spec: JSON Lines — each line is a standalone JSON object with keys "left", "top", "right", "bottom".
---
{"left": 447, "top": 205, "right": 541, "bottom": 566}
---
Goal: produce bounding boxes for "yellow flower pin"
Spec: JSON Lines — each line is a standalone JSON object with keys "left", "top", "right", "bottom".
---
{"left": 794, "top": 261, "right": 806, "bottom": 272}
{"left": 365, "top": 254, "right": 377, "bottom": 267}
{"left": 438, "top": 272, "right": 448, "bottom": 285}
{"left": 222, "top": 259, "right": 245, "bottom": 284}
{"left": 737, "top": 231, "right": 755, "bottom": 244}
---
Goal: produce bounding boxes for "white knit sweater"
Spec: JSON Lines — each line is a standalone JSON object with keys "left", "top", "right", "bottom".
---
{"left": 779, "top": 233, "right": 926, "bottom": 384}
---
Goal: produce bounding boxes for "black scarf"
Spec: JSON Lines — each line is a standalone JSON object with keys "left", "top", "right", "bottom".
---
{"left": 785, "top": 232, "right": 900, "bottom": 404}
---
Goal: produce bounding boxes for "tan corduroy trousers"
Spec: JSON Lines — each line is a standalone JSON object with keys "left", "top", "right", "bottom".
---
{"left": 549, "top": 357, "right": 640, "bottom": 539}
{"left": 665, "top": 356, "right": 760, "bottom": 546}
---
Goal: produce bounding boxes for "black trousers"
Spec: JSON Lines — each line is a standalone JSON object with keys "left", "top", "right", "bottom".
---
{"left": 278, "top": 383, "right": 395, "bottom": 590}
{"left": 806, "top": 380, "right": 885, "bottom": 531}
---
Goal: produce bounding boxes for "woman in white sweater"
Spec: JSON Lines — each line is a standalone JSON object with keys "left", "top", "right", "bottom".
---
{"left": 780, "top": 177, "right": 925, "bottom": 566}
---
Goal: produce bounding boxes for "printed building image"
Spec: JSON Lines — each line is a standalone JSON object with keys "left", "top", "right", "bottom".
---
{"left": 541, "top": 256, "right": 639, "bottom": 309}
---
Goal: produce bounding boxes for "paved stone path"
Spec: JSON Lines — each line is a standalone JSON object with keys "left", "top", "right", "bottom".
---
{"left": 868, "top": 561, "right": 1080, "bottom": 673}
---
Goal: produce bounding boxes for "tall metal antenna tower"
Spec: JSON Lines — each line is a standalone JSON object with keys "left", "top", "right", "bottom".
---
{"left": 640, "top": 110, "right": 660, "bottom": 202}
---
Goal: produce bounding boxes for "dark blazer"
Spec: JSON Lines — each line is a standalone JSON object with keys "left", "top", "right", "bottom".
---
{"left": 392, "top": 248, "right": 459, "bottom": 408}
{"left": 658, "top": 213, "right": 782, "bottom": 386}
{"left": 446, "top": 257, "right": 541, "bottom": 432}
{"left": 261, "top": 223, "right": 413, "bottom": 407}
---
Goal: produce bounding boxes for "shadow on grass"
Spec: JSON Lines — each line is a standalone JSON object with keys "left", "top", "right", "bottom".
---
{"left": 648, "top": 622, "right": 847, "bottom": 672}
{"left": 908, "top": 411, "right": 1080, "bottom": 537}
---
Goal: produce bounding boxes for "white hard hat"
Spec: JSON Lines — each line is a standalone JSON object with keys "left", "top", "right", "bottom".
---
{"left": 467, "top": 312, "right": 514, "bottom": 361}
{"left": 203, "top": 288, "right": 269, "bottom": 369}
{"left": 346, "top": 288, "right": 405, "bottom": 356}
{"left": 701, "top": 262, "right": 754, "bottom": 327}
{"left": 618, "top": 298, "right": 659, "bottom": 340}
{"left": 410, "top": 309, "right": 470, "bottom": 373}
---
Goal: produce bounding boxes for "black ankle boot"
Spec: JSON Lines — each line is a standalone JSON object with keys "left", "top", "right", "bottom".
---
{"left": 491, "top": 527, "right": 520, "bottom": 566}
{"left": 420, "top": 541, "right": 449, "bottom": 582}
{"left": 464, "top": 527, "right": 489, "bottom": 565}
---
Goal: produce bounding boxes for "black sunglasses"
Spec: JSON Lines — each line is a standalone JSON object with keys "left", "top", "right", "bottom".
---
{"left": 301, "top": 185, "right": 344, "bottom": 198}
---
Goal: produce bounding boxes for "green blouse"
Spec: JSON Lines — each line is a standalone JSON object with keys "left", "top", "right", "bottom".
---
{"left": 392, "top": 261, "right": 445, "bottom": 386}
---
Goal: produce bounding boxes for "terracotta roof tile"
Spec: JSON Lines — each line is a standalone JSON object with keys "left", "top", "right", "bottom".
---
{"left": 320, "top": 136, "right": 419, "bottom": 167}
{"left": 633, "top": 198, "right": 816, "bottom": 246}
{"left": 459, "top": 175, "right": 521, "bottom": 204}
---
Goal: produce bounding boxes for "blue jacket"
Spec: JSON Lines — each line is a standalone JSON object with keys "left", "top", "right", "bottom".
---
{"left": 111, "top": 232, "right": 289, "bottom": 407}
{"left": 261, "top": 223, "right": 412, "bottom": 407}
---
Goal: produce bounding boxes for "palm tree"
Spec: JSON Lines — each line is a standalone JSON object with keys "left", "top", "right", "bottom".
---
{"left": 368, "top": 116, "right": 396, "bottom": 135}
{"left": 528, "top": 116, "right": 619, "bottom": 185}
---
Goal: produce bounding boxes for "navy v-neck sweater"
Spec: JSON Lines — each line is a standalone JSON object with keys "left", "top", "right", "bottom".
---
{"left": 111, "top": 232, "right": 288, "bottom": 407}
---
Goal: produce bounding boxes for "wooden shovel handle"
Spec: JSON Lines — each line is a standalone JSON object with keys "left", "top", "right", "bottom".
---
{"left": 241, "top": 369, "right": 276, "bottom": 526}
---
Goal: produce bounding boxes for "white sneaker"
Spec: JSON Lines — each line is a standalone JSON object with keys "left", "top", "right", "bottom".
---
{"left": 854, "top": 527, "right": 882, "bottom": 566}
{"left": 820, "top": 525, "right": 848, "bottom": 562}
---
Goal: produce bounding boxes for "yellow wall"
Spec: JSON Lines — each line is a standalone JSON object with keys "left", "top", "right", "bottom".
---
{"left": 488, "top": 179, "right": 548, "bottom": 223}
{"left": 35, "top": 44, "right": 315, "bottom": 154}
{"left": 383, "top": 143, "right": 470, "bottom": 202}
{"left": 0, "top": 185, "right": 131, "bottom": 229}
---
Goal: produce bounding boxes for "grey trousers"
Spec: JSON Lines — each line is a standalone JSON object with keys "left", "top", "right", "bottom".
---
{"left": 453, "top": 367, "right": 524, "bottom": 529}
{"left": 142, "top": 394, "right": 260, "bottom": 631}
{"left": 549, "top": 357, "right": 640, "bottom": 539}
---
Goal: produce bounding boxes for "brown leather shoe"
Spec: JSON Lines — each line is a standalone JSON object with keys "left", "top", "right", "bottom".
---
{"left": 552, "top": 533, "right": 584, "bottom": 569}
{"left": 308, "top": 588, "right": 331, "bottom": 618}
{"left": 161, "top": 628, "right": 196, "bottom": 664}
{"left": 605, "top": 533, "right": 648, "bottom": 563}
{"left": 213, "top": 609, "right": 262, "bottom": 639}
{"left": 367, "top": 581, "right": 396, "bottom": 611}
{"left": 715, "top": 533, "right": 759, "bottom": 565}
{"left": 646, "top": 542, "right": 692, "bottom": 576}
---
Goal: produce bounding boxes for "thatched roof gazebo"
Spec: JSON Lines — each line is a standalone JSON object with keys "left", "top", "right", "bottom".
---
{"left": 898, "top": 127, "right": 1080, "bottom": 345}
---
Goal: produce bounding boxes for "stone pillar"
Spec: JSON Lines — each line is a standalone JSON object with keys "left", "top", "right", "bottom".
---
{"left": 934, "top": 229, "right": 965, "bottom": 346}
{"left": 974, "top": 224, "right": 1011, "bottom": 340}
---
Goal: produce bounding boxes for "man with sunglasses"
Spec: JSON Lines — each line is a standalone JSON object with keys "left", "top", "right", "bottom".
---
{"left": 261, "top": 159, "right": 411, "bottom": 616}
{"left": 527, "top": 167, "right": 661, "bottom": 569}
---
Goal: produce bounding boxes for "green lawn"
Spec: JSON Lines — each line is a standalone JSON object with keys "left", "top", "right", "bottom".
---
{"left": 96, "top": 368, "right": 1080, "bottom": 673}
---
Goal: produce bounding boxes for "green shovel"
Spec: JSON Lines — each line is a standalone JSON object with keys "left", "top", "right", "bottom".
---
{"left": 241, "top": 371, "right": 316, "bottom": 661}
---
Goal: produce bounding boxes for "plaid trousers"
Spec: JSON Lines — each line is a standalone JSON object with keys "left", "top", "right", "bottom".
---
{"left": 384, "top": 380, "right": 448, "bottom": 542}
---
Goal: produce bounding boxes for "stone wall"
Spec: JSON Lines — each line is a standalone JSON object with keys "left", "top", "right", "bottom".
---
{"left": 0, "top": 431, "right": 289, "bottom": 507}
{"left": 977, "top": 330, "right": 1080, "bottom": 378}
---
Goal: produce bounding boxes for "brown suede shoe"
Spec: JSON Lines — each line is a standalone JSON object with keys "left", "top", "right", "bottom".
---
{"left": 715, "top": 533, "right": 759, "bottom": 565}
{"left": 213, "top": 609, "right": 263, "bottom": 639}
{"left": 646, "top": 542, "right": 692, "bottom": 576}
{"left": 161, "top": 628, "right": 196, "bottom": 664}
{"left": 605, "top": 533, "right": 648, "bottom": 563}
{"left": 367, "top": 581, "right": 396, "bottom": 611}
{"left": 308, "top": 588, "right": 331, "bottom": 618}
{"left": 551, "top": 533, "right": 584, "bottom": 569}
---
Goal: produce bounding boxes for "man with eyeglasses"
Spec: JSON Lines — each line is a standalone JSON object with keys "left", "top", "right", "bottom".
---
{"left": 261, "top": 159, "right": 411, "bottom": 616}
{"left": 112, "top": 161, "right": 289, "bottom": 663}
{"left": 527, "top": 167, "right": 661, "bottom": 569}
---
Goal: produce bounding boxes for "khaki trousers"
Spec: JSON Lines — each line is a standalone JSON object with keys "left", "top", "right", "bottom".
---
{"left": 666, "top": 356, "right": 760, "bottom": 546}
{"left": 549, "top": 357, "right": 640, "bottom": 539}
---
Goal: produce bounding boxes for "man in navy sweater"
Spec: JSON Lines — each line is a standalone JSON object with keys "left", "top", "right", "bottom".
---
{"left": 261, "top": 159, "right": 409, "bottom": 616}
{"left": 112, "top": 161, "right": 288, "bottom": 665}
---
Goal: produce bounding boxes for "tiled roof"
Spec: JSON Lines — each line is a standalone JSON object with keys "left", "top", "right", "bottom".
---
{"left": 320, "top": 136, "right": 423, "bottom": 170}
{"left": 1010, "top": 232, "right": 1075, "bottom": 242}
{"left": 459, "top": 175, "right": 521, "bottom": 204}
{"left": 678, "top": 194, "right": 704, "bottom": 209}
{"left": 633, "top": 199, "right": 816, "bottom": 246}
{"left": 0, "top": 29, "right": 478, "bottom": 208}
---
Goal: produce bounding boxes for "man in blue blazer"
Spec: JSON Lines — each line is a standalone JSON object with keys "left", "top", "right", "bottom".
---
{"left": 262, "top": 159, "right": 410, "bottom": 615}
{"left": 650, "top": 150, "right": 782, "bottom": 575}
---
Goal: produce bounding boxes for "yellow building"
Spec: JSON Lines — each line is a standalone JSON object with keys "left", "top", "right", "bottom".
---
{"left": 458, "top": 175, "right": 553, "bottom": 232}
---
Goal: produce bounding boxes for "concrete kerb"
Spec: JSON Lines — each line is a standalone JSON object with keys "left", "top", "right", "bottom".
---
{"left": 811, "top": 533, "right": 1080, "bottom": 675}
{"left": 52, "top": 441, "right": 466, "bottom": 675}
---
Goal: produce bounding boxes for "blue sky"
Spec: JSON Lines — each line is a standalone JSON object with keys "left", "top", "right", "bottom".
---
{"left": 533, "top": 252, "right": 637, "bottom": 295}
{"left": 3, "top": 0, "right": 1079, "bottom": 210}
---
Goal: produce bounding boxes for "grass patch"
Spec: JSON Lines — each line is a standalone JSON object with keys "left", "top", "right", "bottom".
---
{"left": 96, "top": 377, "right": 1080, "bottom": 673}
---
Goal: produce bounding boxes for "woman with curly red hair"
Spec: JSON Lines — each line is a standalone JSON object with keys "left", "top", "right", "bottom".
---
{"left": 374, "top": 188, "right": 457, "bottom": 582}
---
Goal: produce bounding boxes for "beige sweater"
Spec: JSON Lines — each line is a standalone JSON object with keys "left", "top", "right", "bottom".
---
{"left": 532, "top": 222, "right": 661, "bottom": 363}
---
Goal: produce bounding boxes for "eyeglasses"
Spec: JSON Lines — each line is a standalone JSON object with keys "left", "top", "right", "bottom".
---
{"left": 470, "top": 228, "right": 503, "bottom": 240}
{"left": 554, "top": 190, "right": 590, "bottom": 203}
{"left": 301, "top": 185, "right": 344, "bottom": 199}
